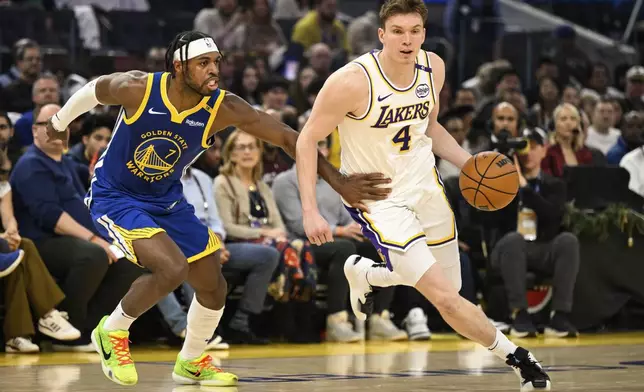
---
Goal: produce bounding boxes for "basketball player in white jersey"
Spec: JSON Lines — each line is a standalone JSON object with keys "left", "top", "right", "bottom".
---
{"left": 296, "top": 1, "right": 551, "bottom": 390}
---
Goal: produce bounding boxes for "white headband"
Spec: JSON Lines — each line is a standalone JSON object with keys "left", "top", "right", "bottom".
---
{"left": 173, "top": 37, "right": 219, "bottom": 61}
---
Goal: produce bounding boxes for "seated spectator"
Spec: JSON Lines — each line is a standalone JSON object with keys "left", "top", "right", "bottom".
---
{"left": 272, "top": 138, "right": 407, "bottom": 342}
{"left": 528, "top": 77, "right": 560, "bottom": 129}
{"left": 224, "top": 0, "right": 287, "bottom": 58}
{"left": 230, "top": 64, "right": 262, "bottom": 107}
{"left": 214, "top": 130, "right": 317, "bottom": 341}
{"left": 194, "top": 135, "right": 224, "bottom": 179}
{"left": 194, "top": 0, "right": 242, "bottom": 45}
{"left": 13, "top": 75, "right": 60, "bottom": 149}
{"left": 0, "top": 114, "right": 16, "bottom": 169}
{"left": 486, "top": 128, "right": 580, "bottom": 338}
{"left": 607, "top": 111, "right": 644, "bottom": 165}
{"left": 291, "top": 0, "right": 348, "bottom": 55}
{"left": 561, "top": 85, "right": 580, "bottom": 108}
{"left": 346, "top": 3, "right": 382, "bottom": 58}
{"left": 67, "top": 114, "right": 113, "bottom": 189}
{"left": 10, "top": 104, "right": 142, "bottom": 351}
{"left": 0, "top": 39, "right": 42, "bottom": 113}
{"left": 542, "top": 103, "right": 594, "bottom": 177}
{"left": 157, "top": 167, "right": 279, "bottom": 345}
{"left": 582, "top": 62, "right": 623, "bottom": 99}
{"left": 305, "top": 43, "right": 333, "bottom": 81}
{"left": 620, "top": 143, "right": 644, "bottom": 198}
{"left": 453, "top": 88, "right": 477, "bottom": 108}
{"left": 290, "top": 65, "right": 318, "bottom": 115}
{"left": 437, "top": 108, "right": 468, "bottom": 179}
{"left": 623, "top": 66, "right": 644, "bottom": 112}
{"left": 586, "top": 99, "right": 621, "bottom": 155}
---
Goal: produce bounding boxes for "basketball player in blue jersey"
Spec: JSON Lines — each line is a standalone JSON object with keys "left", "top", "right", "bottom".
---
{"left": 296, "top": 0, "right": 551, "bottom": 391}
{"left": 46, "top": 31, "right": 390, "bottom": 387}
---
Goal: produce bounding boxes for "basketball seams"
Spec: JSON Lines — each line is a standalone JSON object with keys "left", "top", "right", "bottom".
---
{"left": 481, "top": 170, "right": 519, "bottom": 180}
{"left": 476, "top": 189, "right": 497, "bottom": 210}
{"left": 473, "top": 154, "right": 500, "bottom": 207}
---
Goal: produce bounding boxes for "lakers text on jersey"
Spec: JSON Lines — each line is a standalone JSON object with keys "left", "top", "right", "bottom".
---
{"left": 338, "top": 50, "right": 457, "bottom": 254}
{"left": 86, "top": 72, "right": 223, "bottom": 265}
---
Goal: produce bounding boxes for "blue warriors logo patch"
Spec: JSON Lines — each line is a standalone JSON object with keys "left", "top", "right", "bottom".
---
{"left": 127, "top": 130, "right": 188, "bottom": 183}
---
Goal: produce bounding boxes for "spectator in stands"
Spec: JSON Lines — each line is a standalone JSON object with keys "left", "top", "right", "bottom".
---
{"left": 467, "top": 101, "right": 520, "bottom": 154}
{"left": 10, "top": 104, "right": 141, "bottom": 351}
{"left": 259, "top": 75, "right": 297, "bottom": 116}
{"left": 290, "top": 65, "right": 318, "bottom": 114}
{"left": 580, "top": 89, "right": 600, "bottom": 119}
{"left": 0, "top": 113, "right": 18, "bottom": 170}
{"left": 291, "top": 0, "right": 348, "bottom": 54}
{"left": 586, "top": 99, "right": 621, "bottom": 155}
{"left": 437, "top": 106, "right": 469, "bottom": 179}
{"left": 214, "top": 130, "right": 317, "bottom": 340}
{"left": 145, "top": 47, "right": 166, "bottom": 72}
{"left": 561, "top": 85, "right": 580, "bottom": 108}
{"left": 621, "top": 147, "right": 644, "bottom": 198}
{"left": 224, "top": 0, "right": 287, "bottom": 57}
{"left": 230, "top": 64, "right": 261, "bottom": 107}
{"left": 607, "top": 111, "right": 644, "bottom": 165}
{"left": 157, "top": 167, "right": 279, "bottom": 345}
{"left": 194, "top": 0, "right": 242, "bottom": 45}
{"left": 0, "top": 39, "right": 40, "bottom": 89}
{"left": 583, "top": 62, "right": 623, "bottom": 99}
{"left": 526, "top": 57, "right": 559, "bottom": 105}
{"left": 273, "top": 0, "right": 310, "bottom": 19}
{"left": 542, "top": 103, "right": 594, "bottom": 177}
{"left": 67, "top": 114, "right": 114, "bottom": 189}
{"left": 194, "top": 135, "right": 224, "bottom": 179}
{"left": 0, "top": 39, "right": 42, "bottom": 113}
{"left": 529, "top": 76, "right": 560, "bottom": 129}
{"left": 453, "top": 88, "right": 477, "bottom": 108}
{"left": 609, "top": 98, "right": 625, "bottom": 129}
{"left": 473, "top": 69, "right": 523, "bottom": 130}
{"left": 272, "top": 138, "right": 407, "bottom": 342}
{"left": 488, "top": 128, "right": 580, "bottom": 338}
{"left": 346, "top": 1, "right": 383, "bottom": 58}
{"left": 305, "top": 43, "right": 333, "bottom": 81}
{"left": 13, "top": 75, "right": 60, "bottom": 149}
{"left": 624, "top": 66, "right": 644, "bottom": 112}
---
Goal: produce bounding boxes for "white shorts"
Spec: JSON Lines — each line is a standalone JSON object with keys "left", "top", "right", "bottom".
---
{"left": 344, "top": 168, "right": 457, "bottom": 269}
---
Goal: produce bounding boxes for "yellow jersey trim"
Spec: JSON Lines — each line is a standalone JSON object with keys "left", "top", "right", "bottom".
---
{"left": 123, "top": 73, "right": 153, "bottom": 125}
{"left": 201, "top": 89, "right": 227, "bottom": 148}
{"left": 369, "top": 51, "right": 419, "bottom": 93}
{"left": 160, "top": 72, "right": 210, "bottom": 124}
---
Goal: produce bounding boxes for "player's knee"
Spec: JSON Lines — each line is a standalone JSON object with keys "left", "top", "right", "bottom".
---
{"left": 432, "top": 289, "right": 463, "bottom": 317}
{"left": 159, "top": 258, "right": 189, "bottom": 291}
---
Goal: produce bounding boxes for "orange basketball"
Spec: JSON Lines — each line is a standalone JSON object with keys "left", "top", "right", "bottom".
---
{"left": 459, "top": 151, "right": 519, "bottom": 211}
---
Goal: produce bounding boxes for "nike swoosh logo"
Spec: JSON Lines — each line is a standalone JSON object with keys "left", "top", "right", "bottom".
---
{"left": 148, "top": 108, "right": 166, "bottom": 115}
{"left": 377, "top": 93, "right": 393, "bottom": 102}
{"left": 98, "top": 333, "right": 111, "bottom": 361}
{"left": 187, "top": 369, "right": 201, "bottom": 377}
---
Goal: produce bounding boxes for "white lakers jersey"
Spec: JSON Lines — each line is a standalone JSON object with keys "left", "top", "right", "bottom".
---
{"left": 338, "top": 49, "right": 438, "bottom": 195}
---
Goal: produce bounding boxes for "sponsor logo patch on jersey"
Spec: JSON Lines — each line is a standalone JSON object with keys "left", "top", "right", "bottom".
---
{"left": 415, "top": 84, "right": 430, "bottom": 99}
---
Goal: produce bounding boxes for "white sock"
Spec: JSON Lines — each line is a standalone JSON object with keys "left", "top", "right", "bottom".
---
{"left": 179, "top": 295, "right": 224, "bottom": 360}
{"left": 103, "top": 302, "right": 137, "bottom": 331}
{"left": 366, "top": 266, "right": 403, "bottom": 288}
{"left": 487, "top": 329, "right": 518, "bottom": 360}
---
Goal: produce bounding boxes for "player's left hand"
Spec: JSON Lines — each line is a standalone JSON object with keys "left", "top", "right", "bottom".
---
{"left": 303, "top": 211, "right": 333, "bottom": 246}
{"left": 336, "top": 173, "right": 392, "bottom": 213}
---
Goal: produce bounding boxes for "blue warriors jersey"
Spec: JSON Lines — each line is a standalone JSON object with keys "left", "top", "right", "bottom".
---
{"left": 90, "top": 72, "right": 225, "bottom": 204}
{"left": 86, "top": 72, "right": 224, "bottom": 265}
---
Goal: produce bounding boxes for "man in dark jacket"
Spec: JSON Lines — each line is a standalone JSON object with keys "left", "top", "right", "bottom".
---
{"left": 482, "top": 127, "right": 580, "bottom": 339}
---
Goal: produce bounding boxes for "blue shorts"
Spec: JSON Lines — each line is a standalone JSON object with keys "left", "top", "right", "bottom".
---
{"left": 87, "top": 181, "right": 221, "bottom": 266}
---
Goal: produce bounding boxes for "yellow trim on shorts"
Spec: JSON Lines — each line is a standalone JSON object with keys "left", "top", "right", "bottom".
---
{"left": 201, "top": 89, "right": 226, "bottom": 148}
{"left": 97, "top": 215, "right": 165, "bottom": 265}
{"left": 123, "top": 73, "right": 154, "bottom": 125}
{"left": 160, "top": 72, "right": 210, "bottom": 124}
{"left": 425, "top": 167, "right": 457, "bottom": 247}
{"left": 187, "top": 229, "right": 222, "bottom": 263}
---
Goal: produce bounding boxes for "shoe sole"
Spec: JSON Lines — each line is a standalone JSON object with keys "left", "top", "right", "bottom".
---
{"left": 91, "top": 328, "right": 137, "bottom": 386}
{"left": 510, "top": 328, "right": 538, "bottom": 338}
{"left": 344, "top": 255, "right": 368, "bottom": 321}
{"left": 0, "top": 250, "right": 24, "bottom": 278}
{"left": 544, "top": 327, "right": 579, "bottom": 338}
{"left": 368, "top": 332, "right": 409, "bottom": 341}
{"left": 172, "top": 372, "right": 238, "bottom": 386}
{"left": 408, "top": 332, "right": 431, "bottom": 341}
{"left": 521, "top": 379, "right": 552, "bottom": 391}
{"left": 5, "top": 345, "right": 39, "bottom": 353}
{"left": 38, "top": 323, "right": 81, "bottom": 341}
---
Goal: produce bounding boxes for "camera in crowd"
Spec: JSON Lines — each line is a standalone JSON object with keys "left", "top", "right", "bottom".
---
{"left": 491, "top": 129, "right": 530, "bottom": 157}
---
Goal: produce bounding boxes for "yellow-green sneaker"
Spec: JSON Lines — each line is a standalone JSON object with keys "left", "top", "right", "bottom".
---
{"left": 172, "top": 353, "right": 238, "bottom": 386}
{"left": 91, "top": 316, "right": 138, "bottom": 386}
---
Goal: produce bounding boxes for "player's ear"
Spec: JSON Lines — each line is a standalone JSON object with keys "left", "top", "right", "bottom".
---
{"left": 378, "top": 27, "right": 385, "bottom": 45}
{"left": 173, "top": 60, "right": 183, "bottom": 76}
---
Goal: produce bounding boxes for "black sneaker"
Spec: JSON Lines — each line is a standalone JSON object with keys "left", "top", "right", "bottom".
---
{"left": 545, "top": 312, "right": 579, "bottom": 338}
{"left": 510, "top": 309, "right": 538, "bottom": 338}
{"left": 505, "top": 347, "right": 552, "bottom": 391}
{"left": 225, "top": 327, "right": 270, "bottom": 345}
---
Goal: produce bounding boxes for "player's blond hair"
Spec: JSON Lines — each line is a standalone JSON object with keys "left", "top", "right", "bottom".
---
{"left": 379, "top": 0, "right": 428, "bottom": 27}
{"left": 220, "top": 129, "right": 264, "bottom": 183}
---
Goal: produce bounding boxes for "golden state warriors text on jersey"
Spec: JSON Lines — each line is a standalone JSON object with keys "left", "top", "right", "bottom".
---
{"left": 88, "top": 72, "right": 226, "bottom": 203}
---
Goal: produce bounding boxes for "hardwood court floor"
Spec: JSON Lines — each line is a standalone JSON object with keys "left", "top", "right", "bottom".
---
{"left": 1, "top": 332, "right": 644, "bottom": 391}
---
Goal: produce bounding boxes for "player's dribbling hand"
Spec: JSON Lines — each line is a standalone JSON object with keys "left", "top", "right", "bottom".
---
{"left": 303, "top": 211, "right": 333, "bottom": 246}
{"left": 336, "top": 173, "right": 392, "bottom": 213}
{"left": 46, "top": 117, "right": 70, "bottom": 149}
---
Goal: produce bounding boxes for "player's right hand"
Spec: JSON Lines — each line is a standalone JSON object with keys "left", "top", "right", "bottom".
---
{"left": 46, "top": 117, "right": 70, "bottom": 149}
{"left": 303, "top": 211, "right": 333, "bottom": 246}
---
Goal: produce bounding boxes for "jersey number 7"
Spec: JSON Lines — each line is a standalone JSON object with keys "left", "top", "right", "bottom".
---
{"left": 392, "top": 125, "right": 411, "bottom": 152}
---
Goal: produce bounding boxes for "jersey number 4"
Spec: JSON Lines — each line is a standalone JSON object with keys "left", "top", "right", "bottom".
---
{"left": 392, "top": 125, "right": 411, "bottom": 152}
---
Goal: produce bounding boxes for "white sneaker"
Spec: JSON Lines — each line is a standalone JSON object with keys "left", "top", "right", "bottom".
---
{"left": 402, "top": 308, "right": 431, "bottom": 341}
{"left": 368, "top": 311, "right": 408, "bottom": 341}
{"left": 344, "top": 255, "right": 375, "bottom": 321}
{"left": 38, "top": 309, "right": 81, "bottom": 341}
{"left": 327, "top": 311, "right": 361, "bottom": 343}
{"left": 205, "top": 335, "right": 230, "bottom": 350}
{"left": 6, "top": 337, "right": 40, "bottom": 353}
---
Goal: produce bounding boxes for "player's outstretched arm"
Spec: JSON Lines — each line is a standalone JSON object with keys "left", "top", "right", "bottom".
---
{"left": 425, "top": 53, "right": 472, "bottom": 169}
{"left": 46, "top": 71, "right": 148, "bottom": 148}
